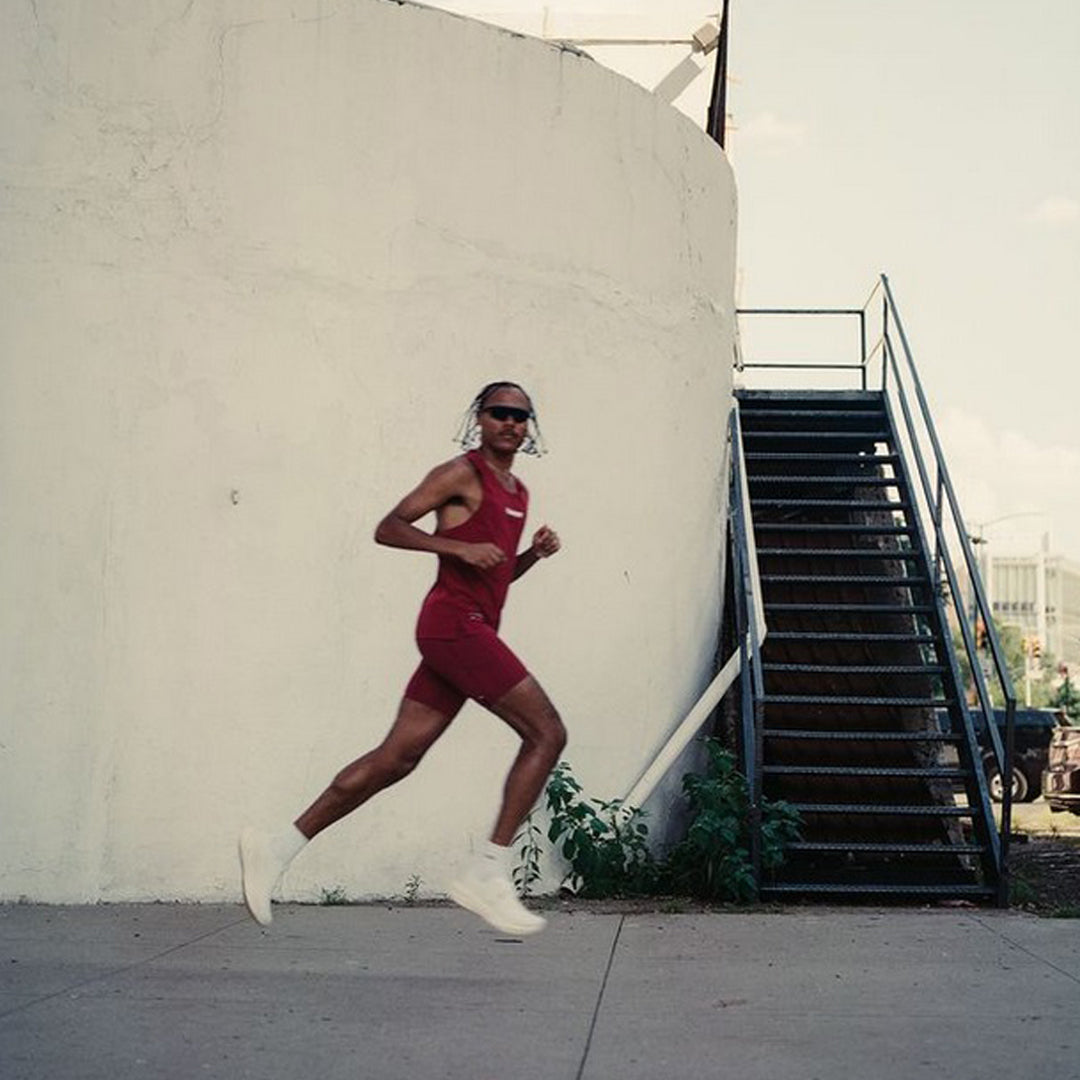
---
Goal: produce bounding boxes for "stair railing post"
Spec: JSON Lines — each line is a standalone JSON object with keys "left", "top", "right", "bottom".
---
{"left": 858, "top": 308, "right": 867, "bottom": 391}
{"left": 729, "top": 405, "right": 765, "bottom": 896}
{"left": 731, "top": 516, "right": 753, "bottom": 778}
{"left": 744, "top": 566, "right": 766, "bottom": 897}
{"left": 882, "top": 286, "right": 890, "bottom": 384}
{"left": 705, "top": 0, "right": 731, "bottom": 148}
{"left": 933, "top": 468, "right": 945, "bottom": 595}
{"left": 998, "top": 699, "right": 1015, "bottom": 906}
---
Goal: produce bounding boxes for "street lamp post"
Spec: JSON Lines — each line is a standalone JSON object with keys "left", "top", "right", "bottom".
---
{"left": 967, "top": 510, "right": 1052, "bottom": 635}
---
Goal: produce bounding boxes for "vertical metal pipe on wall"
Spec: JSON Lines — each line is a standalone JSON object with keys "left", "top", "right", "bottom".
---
{"left": 706, "top": 1, "right": 730, "bottom": 147}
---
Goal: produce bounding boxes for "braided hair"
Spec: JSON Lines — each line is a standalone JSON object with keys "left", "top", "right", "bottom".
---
{"left": 453, "top": 380, "right": 546, "bottom": 456}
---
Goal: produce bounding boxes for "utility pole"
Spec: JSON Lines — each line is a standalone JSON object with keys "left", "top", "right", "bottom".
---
{"left": 1023, "top": 638, "right": 1032, "bottom": 708}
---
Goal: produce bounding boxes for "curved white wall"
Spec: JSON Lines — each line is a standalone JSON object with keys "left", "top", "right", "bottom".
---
{"left": 0, "top": 0, "right": 737, "bottom": 902}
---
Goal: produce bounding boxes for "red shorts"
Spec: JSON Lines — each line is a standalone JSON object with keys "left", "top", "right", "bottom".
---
{"left": 404, "top": 620, "right": 529, "bottom": 717}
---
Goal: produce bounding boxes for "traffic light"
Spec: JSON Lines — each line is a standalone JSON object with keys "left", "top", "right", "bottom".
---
{"left": 1032, "top": 638, "right": 1042, "bottom": 660}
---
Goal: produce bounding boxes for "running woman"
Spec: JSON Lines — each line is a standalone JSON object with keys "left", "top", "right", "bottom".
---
{"left": 239, "top": 381, "right": 565, "bottom": 935}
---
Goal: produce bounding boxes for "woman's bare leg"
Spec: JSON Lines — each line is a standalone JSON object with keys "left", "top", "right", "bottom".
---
{"left": 295, "top": 698, "right": 456, "bottom": 838}
{"left": 240, "top": 697, "right": 455, "bottom": 925}
{"left": 486, "top": 675, "right": 567, "bottom": 845}
{"left": 446, "top": 675, "right": 565, "bottom": 936}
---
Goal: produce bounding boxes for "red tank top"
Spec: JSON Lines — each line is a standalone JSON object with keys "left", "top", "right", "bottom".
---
{"left": 415, "top": 449, "right": 529, "bottom": 638}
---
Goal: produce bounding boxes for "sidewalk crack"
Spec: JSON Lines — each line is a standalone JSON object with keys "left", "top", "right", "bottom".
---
{"left": 574, "top": 914, "right": 625, "bottom": 1080}
{"left": 967, "top": 912, "right": 1080, "bottom": 988}
{"left": 0, "top": 914, "right": 250, "bottom": 1021}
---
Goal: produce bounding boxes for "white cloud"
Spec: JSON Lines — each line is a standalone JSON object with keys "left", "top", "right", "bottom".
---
{"left": 733, "top": 110, "right": 808, "bottom": 154}
{"left": 1024, "top": 196, "right": 1079, "bottom": 226}
{"left": 937, "top": 405, "right": 1080, "bottom": 558}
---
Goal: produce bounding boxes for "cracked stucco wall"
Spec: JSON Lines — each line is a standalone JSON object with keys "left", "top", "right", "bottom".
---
{"left": 0, "top": 0, "right": 737, "bottom": 902}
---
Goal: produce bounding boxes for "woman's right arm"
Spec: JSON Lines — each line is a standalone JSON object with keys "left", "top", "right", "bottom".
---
{"left": 374, "top": 459, "right": 507, "bottom": 569}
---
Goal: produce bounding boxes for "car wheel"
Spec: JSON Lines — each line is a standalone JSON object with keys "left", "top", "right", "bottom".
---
{"left": 1019, "top": 761, "right": 1045, "bottom": 803}
{"left": 985, "top": 760, "right": 1030, "bottom": 804}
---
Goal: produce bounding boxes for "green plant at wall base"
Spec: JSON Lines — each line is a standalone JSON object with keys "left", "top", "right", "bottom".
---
{"left": 665, "top": 740, "right": 801, "bottom": 902}
{"left": 319, "top": 885, "right": 349, "bottom": 906}
{"left": 512, "top": 812, "right": 544, "bottom": 897}
{"left": 1051, "top": 673, "right": 1080, "bottom": 724}
{"left": 544, "top": 761, "right": 658, "bottom": 897}
{"left": 760, "top": 798, "right": 803, "bottom": 875}
{"left": 664, "top": 750, "right": 754, "bottom": 901}
{"left": 403, "top": 874, "right": 422, "bottom": 904}
{"left": 526, "top": 742, "right": 802, "bottom": 903}
{"left": 1009, "top": 872, "right": 1037, "bottom": 909}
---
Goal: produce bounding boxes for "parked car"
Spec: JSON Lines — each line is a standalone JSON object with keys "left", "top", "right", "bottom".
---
{"left": 1043, "top": 724, "right": 1080, "bottom": 814}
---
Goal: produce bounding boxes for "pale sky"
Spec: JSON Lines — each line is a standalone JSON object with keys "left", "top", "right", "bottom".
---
{"left": 435, "top": 1, "right": 1080, "bottom": 559}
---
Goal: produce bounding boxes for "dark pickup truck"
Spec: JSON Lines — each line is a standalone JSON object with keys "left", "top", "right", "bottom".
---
{"left": 979, "top": 708, "right": 1062, "bottom": 803}
{"left": 937, "top": 708, "right": 1063, "bottom": 802}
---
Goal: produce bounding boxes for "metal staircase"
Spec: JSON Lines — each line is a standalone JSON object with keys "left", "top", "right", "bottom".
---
{"left": 727, "top": 278, "right": 1017, "bottom": 904}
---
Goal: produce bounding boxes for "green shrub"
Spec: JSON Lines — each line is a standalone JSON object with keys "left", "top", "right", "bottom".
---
{"left": 544, "top": 761, "right": 659, "bottom": 897}
{"left": 530, "top": 740, "right": 801, "bottom": 902}
{"left": 664, "top": 740, "right": 801, "bottom": 902}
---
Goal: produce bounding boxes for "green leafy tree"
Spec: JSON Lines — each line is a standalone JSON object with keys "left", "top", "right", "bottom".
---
{"left": 1051, "top": 671, "right": 1080, "bottom": 724}
{"left": 959, "top": 618, "right": 1058, "bottom": 709}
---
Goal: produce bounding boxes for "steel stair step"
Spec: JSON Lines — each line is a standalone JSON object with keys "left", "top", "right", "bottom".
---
{"left": 762, "top": 694, "right": 950, "bottom": 707}
{"left": 755, "top": 524, "right": 917, "bottom": 534}
{"left": 764, "top": 729, "right": 962, "bottom": 743}
{"left": 764, "top": 602, "right": 934, "bottom": 614}
{"left": 735, "top": 389, "right": 882, "bottom": 401}
{"left": 785, "top": 842, "right": 986, "bottom": 855}
{"left": 760, "top": 575, "right": 929, "bottom": 586}
{"left": 760, "top": 883, "right": 996, "bottom": 897}
{"left": 756, "top": 548, "right": 921, "bottom": 559}
{"left": 750, "top": 498, "right": 912, "bottom": 511}
{"left": 747, "top": 425, "right": 889, "bottom": 434}
{"left": 739, "top": 408, "right": 885, "bottom": 418}
{"left": 749, "top": 476, "right": 904, "bottom": 487}
{"left": 745, "top": 452, "right": 901, "bottom": 463}
{"left": 763, "top": 664, "right": 943, "bottom": 675}
{"left": 790, "top": 803, "right": 974, "bottom": 816}
{"left": 765, "top": 631, "right": 937, "bottom": 643}
{"left": 764, "top": 765, "right": 966, "bottom": 779}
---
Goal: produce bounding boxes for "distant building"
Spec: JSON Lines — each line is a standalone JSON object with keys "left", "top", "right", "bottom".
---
{"left": 981, "top": 550, "right": 1080, "bottom": 672}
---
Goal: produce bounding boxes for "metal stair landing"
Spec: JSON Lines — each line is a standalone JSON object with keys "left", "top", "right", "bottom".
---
{"left": 737, "top": 389, "right": 999, "bottom": 900}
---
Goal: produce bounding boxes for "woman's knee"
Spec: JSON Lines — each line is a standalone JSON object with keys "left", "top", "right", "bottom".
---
{"left": 376, "top": 743, "right": 424, "bottom": 785}
{"left": 547, "top": 714, "right": 568, "bottom": 757}
{"left": 530, "top": 710, "right": 566, "bottom": 762}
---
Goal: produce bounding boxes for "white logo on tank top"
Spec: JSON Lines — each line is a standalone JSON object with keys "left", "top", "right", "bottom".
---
{"left": 505, "top": 508, "right": 524, "bottom": 518}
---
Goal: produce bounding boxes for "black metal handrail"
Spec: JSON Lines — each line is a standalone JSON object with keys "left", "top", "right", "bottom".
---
{"left": 735, "top": 275, "right": 1017, "bottom": 903}
{"left": 877, "top": 277, "right": 1014, "bottom": 898}
{"left": 727, "top": 405, "right": 767, "bottom": 883}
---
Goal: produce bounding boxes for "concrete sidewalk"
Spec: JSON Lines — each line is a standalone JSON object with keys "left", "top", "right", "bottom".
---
{"left": 2, "top": 902, "right": 1078, "bottom": 1080}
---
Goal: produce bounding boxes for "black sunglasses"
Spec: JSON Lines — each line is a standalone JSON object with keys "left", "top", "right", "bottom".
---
{"left": 482, "top": 405, "right": 532, "bottom": 423}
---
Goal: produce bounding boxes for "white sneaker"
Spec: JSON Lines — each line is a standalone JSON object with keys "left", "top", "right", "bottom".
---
{"left": 238, "top": 827, "right": 280, "bottom": 926}
{"left": 448, "top": 870, "right": 547, "bottom": 936}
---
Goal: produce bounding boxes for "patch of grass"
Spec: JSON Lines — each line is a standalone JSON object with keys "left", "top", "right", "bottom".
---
{"left": 1009, "top": 838, "right": 1080, "bottom": 915}
{"left": 1048, "top": 905, "right": 1080, "bottom": 919}
{"left": 1009, "top": 872, "right": 1037, "bottom": 908}
{"left": 319, "top": 885, "right": 349, "bottom": 906}
{"left": 659, "top": 899, "right": 691, "bottom": 914}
